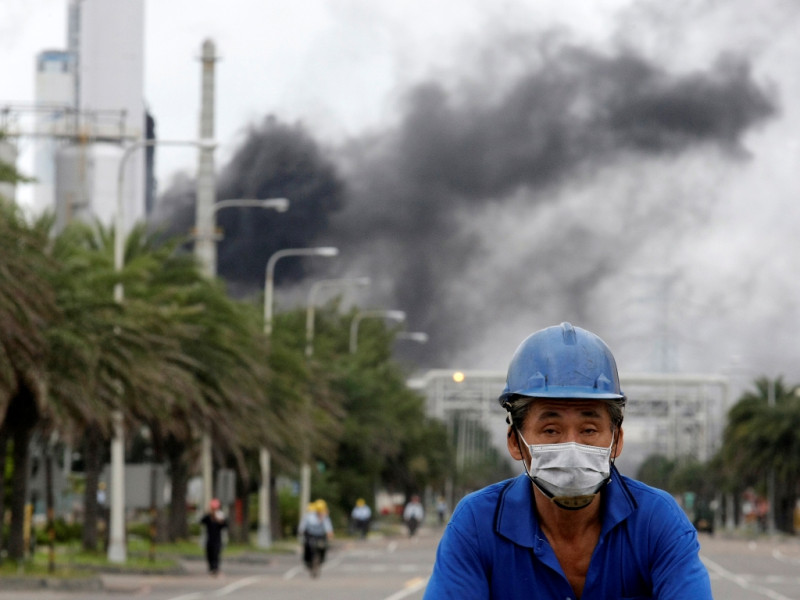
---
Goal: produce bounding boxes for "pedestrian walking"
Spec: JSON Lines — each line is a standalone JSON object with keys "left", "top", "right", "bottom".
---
{"left": 403, "top": 494, "right": 424, "bottom": 537}
{"left": 351, "top": 498, "right": 372, "bottom": 539}
{"left": 298, "top": 499, "right": 334, "bottom": 577}
{"left": 200, "top": 498, "right": 228, "bottom": 576}
{"left": 435, "top": 496, "right": 448, "bottom": 526}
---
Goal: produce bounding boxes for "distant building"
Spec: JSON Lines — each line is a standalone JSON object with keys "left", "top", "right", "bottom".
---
{"left": 65, "top": 0, "right": 147, "bottom": 231}
{"left": 21, "top": 0, "right": 151, "bottom": 233}
{"left": 33, "top": 49, "right": 75, "bottom": 215}
{"left": 409, "top": 370, "right": 729, "bottom": 476}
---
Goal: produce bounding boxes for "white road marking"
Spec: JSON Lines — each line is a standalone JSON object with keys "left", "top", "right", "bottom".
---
{"left": 702, "top": 556, "right": 793, "bottom": 600}
{"left": 772, "top": 547, "right": 800, "bottom": 565}
{"left": 283, "top": 564, "right": 304, "bottom": 580}
{"left": 211, "top": 575, "right": 263, "bottom": 596}
{"left": 382, "top": 576, "right": 428, "bottom": 600}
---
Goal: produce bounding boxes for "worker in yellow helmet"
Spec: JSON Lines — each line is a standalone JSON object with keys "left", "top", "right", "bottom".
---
{"left": 297, "top": 498, "right": 334, "bottom": 577}
{"left": 351, "top": 497, "right": 372, "bottom": 539}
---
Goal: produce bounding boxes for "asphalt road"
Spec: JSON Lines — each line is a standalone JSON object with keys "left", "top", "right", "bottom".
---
{"left": 2, "top": 529, "right": 799, "bottom": 599}
{"left": 700, "top": 532, "right": 800, "bottom": 600}
{"left": 0, "top": 528, "right": 440, "bottom": 600}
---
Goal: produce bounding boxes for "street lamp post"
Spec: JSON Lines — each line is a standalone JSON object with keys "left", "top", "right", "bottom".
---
{"left": 198, "top": 197, "right": 290, "bottom": 276}
{"left": 110, "top": 137, "right": 215, "bottom": 564}
{"left": 258, "top": 246, "right": 339, "bottom": 549}
{"left": 305, "top": 277, "right": 371, "bottom": 358}
{"left": 263, "top": 247, "right": 339, "bottom": 336}
{"left": 197, "top": 196, "right": 291, "bottom": 517}
{"left": 298, "top": 277, "right": 370, "bottom": 517}
{"left": 349, "top": 310, "right": 407, "bottom": 354}
{"left": 396, "top": 331, "right": 429, "bottom": 344}
{"left": 114, "top": 138, "right": 216, "bottom": 300}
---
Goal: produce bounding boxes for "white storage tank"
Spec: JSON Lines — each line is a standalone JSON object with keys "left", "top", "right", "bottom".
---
{"left": 77, "top": 0, "right": 146, "bottom": 228}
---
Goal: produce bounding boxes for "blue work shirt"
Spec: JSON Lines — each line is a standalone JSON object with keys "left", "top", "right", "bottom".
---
{"left": 424, "top": 469, "right": 712, "bottom": 599}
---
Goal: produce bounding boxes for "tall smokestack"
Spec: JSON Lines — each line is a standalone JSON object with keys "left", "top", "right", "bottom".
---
{"left": 194, "top": 37, "right": 217, "bottom": 521}
{"left": 195, "top": 38, "right": 218, "bottom": 279}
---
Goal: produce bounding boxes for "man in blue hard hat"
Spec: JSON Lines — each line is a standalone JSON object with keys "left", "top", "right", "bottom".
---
{"left": 424, "top": 322, "right": 712, "bottom": 599}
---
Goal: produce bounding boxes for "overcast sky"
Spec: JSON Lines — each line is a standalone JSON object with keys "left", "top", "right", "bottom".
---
{"left": 1, "top": 0, "right": 630, "bottom": 192}
{"left": 3, "top": 0, "right": 800, "bottom": 406}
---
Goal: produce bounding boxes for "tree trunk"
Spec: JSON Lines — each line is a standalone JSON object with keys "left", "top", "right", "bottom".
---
{"left": 166, "top": 436, "right": 190, "bottom": 541}
{"left": 6, "top": 387, "right": 40, "bottom": 561}
{"left": 81, "top": 424, "right": 105, "bottom": 551}
{"left": 776, "top": 483, "right": 797, "bottom": 534}
{"left": 8, "top": 422, "right": 34, "bottom": 560}
{"left": 44, "top": 440, "right": 56, "bottom": 572}
{"left": 270, "top": 476, "right": 280, "bottom": 541}
{"left": 232, "top": 468, "right": 250, "bottom": 544}
{"left": 149, "top": 423, "right": 169, "bottom": 543}
{"left": 0, "top": 425, "right": 9, "bottom": 563}
{"left": 239, "top": 491, "right": 251, "bottom": 543}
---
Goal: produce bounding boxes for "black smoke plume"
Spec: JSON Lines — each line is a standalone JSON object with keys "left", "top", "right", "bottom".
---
{"left": 151, "top": 118, "right": 346, "bottom": 297}
{"left": 152, "top": 40, "right": 776, "bottom": 370}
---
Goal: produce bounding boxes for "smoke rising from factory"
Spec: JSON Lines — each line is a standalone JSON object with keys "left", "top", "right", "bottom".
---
{"left": 153, "top": 5, "right": 799, "bottom": 390}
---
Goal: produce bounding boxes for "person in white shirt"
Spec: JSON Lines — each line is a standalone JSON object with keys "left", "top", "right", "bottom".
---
{"left": 298, "top": 499, "right": 333, "bottom": 577}
{"left": 351, "top": 498, "right": 372, "bottom": 539}
{"left": 403, "top": 494, "right": 424, "bottom": 537}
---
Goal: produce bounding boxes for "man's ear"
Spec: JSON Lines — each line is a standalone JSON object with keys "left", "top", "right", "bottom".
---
{"left": 507, "top": 426, "right": 524, "bottom": 461}
{"left": 612, "top": 427, "right": 624, "bottom": 459}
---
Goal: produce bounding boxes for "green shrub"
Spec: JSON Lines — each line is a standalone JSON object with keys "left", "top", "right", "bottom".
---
{"left": 33, "top": 519, "right": 82, "bottom": 545}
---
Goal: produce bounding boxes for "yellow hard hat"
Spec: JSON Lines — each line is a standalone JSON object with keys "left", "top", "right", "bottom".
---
{"left": 315, "top": 499, "right": 328, "bottom": 511}
{"left": 356, "top": 498, "right": 366, "bottom": 506}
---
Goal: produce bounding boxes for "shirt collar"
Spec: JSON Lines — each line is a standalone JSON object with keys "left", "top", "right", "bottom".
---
{"left": 495, "top": 466, "right": 637, "bottom": 548}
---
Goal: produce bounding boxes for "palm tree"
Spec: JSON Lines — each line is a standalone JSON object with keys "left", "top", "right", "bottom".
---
{"left": 47, "top": 221, "right": 275, "bottom": 544}
{"left": 720, "top": 377, "right": 800, "bottom": 533}
{"left": 109, "top": 224, "right": 282, "bottom": 541}
{"left": 0, "top": 201, "right": 58, "bottom": 560}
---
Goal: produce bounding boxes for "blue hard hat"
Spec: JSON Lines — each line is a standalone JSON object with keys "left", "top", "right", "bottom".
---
{"left": 498, "top": 322, "right": 624, "bottom": 405}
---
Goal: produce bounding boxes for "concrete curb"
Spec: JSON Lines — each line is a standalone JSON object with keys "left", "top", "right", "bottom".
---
{"left": 0, "top": 575, "right": 104, "bottom": 591}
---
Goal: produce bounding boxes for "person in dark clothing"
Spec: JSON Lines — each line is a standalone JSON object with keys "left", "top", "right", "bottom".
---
{"left": 200, "top": 498, "right": 228, "bottom": 575}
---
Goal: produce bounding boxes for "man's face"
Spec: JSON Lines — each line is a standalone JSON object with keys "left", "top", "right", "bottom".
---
{"left": 507, "top": 398, "right": 623, "bottom": 461}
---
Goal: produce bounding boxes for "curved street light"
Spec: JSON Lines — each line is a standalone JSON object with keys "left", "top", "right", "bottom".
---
{"left": 114, "top": 138, "right": 216, "bottom": 302}
{"left": 349, "top": 310, "right": 407, "bottom": 354}
{"left": 258, "top": 246, "right": 338, "bottom": 549}
{"left": 396, "top": 331, "right": 429, "bottom": 344}
{"left": 110, "top": 136, "right": 216, "bottom": 563}
{"left": 198, "top": 196, "right": 291, "bottom": 520}
{"left": 215, "top": 197, "right": 289, "bottom": 213}
{"left": 305, "top": 277, "right": 371, "bottom": 358}
{"left": 263, "top": 247, "right": 339, "bottom": 336}
{"left": 298, "top": 276, "right": 370, "bottom": 518}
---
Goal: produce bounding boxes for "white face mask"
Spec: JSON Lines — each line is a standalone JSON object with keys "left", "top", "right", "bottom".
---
{"left": 519, "top": 433, "right": 615, "bottom": 510}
